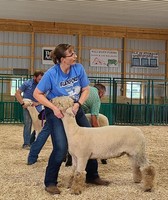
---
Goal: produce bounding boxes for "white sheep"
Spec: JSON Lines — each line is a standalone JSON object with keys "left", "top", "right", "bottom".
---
{"left": 23, "top": 98, "right": 43, "bottom": 134}
{"left": 85, "top": 113, "right": 109, "bottom": 126}
{"left": 61, "top": 107, "right": 155, "bottom": 195}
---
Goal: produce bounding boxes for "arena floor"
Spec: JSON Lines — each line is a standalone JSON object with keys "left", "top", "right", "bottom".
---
{"left": 0, "top": 124, "right": 168, "bottom": 200}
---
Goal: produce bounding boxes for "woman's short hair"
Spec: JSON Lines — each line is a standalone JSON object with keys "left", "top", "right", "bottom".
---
{"left": 94, "top": 83, "right": 106, "bottom": 93}
{"left": 50, "top": 44, "right": 74, "bottom": 64}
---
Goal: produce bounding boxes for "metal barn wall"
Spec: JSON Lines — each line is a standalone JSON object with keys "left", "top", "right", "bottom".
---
{"left": 0, "top": 31, "right": 31, "bottom": 74}
{"left": 81, "top": 36, "right": 122, "bottom": 78}
{"left": 34, "top": 33, "right": 78, "bottom": 71}
{"left": 0, "top": 31, "right": 167, "bottom": 81}
{"left": 126, "top": 39, "right": 166, "bottom": 79}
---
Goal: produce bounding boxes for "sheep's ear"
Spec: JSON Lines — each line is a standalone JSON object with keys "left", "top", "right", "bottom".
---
{"left": 66, "top": 107, "right": 75, "bottom": 117}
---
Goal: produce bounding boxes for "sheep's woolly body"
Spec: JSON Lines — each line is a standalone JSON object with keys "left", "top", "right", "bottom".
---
{"left": 75, "top": 126, "right": 146, "bottom": 160}
{"left": 61, "top": 107, "right": 155, "bottom": 195}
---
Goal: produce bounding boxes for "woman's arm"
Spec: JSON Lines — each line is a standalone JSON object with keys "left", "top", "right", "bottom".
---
{"left": 73, "top": 85, "right": 90, "bottom": 114}
{"left": 33, "top": 88, "right": 63, "bottom": 118}
{"left": 78, "top": 85, "right": 90, "bottom": 105}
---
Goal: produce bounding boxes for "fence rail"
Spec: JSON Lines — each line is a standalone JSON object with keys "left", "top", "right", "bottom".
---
{"left": 1, "top": 102, "right": 168, "bottom": 125}
{"left": 0, "top": 102, "right": 23, "bottom": 123}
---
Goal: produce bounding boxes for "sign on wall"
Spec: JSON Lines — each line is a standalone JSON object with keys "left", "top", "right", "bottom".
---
{"left": 131, "top": 52, "right": 158, "bottom": 68}
{"left": 42, "top": 47, "right": 55, "bottom": 65}
{"left": 90, "top": 49, "right": 118, "bottom": 67}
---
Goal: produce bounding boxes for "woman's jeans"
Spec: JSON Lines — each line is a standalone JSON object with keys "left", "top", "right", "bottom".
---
{"left": 28, "top": 121, "right": 50, "bottom": 163}
{"left": 23, "top": 108, "right": 32, "bottom": 146}
{"left": 44, "top": 107, "right": 99, "bottom": 187}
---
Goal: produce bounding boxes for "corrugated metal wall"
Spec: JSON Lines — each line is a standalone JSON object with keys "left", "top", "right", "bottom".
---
{"left": 34, "top": 33, "right": 77, "bottom": 71}
{"left": 127, "top": 39, "right": 165, "bottom": 79}
{"left": 0, "top": 31, "right": 166, "bottom": 79}
{"left": 82, "top": 36, "right": 122, "bottom": 78}
{"left": 0, "top": 31, "right": 31, "bottom": 73}
{"left": 0, "top": 31, "right": 167, "bottom": 100}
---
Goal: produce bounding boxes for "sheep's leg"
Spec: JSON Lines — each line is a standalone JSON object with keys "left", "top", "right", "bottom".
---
{"left": 70, "top": 157, "right": 88, "bottom": 195}
{"left": 129, "top": 155, "right": 142, "bottom": 183}
{"left": 67, "top": 156, "right": 77, "bottom": 189}
{"left": 67, "top": 167, "right": 75, "bottom": 189}
{"left": 130, "top": 153, "right": 155, "bottom": 192}
{"left": 133, "top": 165, "right": 142, "bottom": 183}
{"left": 141, "top": 165, "right": 155, "bottom": 192}
{"left": 70, "top": 171, "right": 86, "bottom": 195}
{"left": 132, "top": 159, "right": 142, "bottom": 183}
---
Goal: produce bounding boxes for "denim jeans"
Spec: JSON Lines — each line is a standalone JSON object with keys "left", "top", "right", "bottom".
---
{"left": 44, "top": 107, "right": 99, "bottom": 187}
{"left": 23, "top": 108, "right": 32, "bottom": 146}
{"left": 28, "top": 121, "right": 51, "bottom": 163}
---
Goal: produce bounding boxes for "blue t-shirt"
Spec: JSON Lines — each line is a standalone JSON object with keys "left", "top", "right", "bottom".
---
{"left": 37, "top": 63, "right": 90, "bottom": 101}
{"left": 19, "top": 79, "right": 38, "bottom": 102}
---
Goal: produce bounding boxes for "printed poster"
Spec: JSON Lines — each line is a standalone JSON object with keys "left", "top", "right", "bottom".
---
{"left": 42, "top": 47, "right": 55, "bottom": 65}
{"left": 90, "top": 49, "right": 118, "bottom": 67}
{"left": 131, "top": 52, "right": 158, "bottom": 68}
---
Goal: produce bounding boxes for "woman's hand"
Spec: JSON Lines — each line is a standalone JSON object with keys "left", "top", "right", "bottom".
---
{"left": 53, "top": 106, "right": 64, "bottom": 118}
{"left": 72, "top": 103, "right": 80, "bottom": 115}
{"left": 32, "top": 101, "right": 40, "bottom": 107}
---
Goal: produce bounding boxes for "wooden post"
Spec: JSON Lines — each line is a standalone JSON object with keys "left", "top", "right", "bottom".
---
{"left": 30, "top": 32, "right": 35, "bottom": 75}
{"left": 165, "top": 40, "right": 168, "bottom": 80}
{"left": 122, "top": 37, "right": 127, "bottom": 96}
{"left": 78, "top": 33, "right": 82, "bottom": 63}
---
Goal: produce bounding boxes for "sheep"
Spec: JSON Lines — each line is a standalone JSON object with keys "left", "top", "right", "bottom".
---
{"left": 23, "top": 98, "right": 44, "bottom": 134}
{"left": 60, "top": 107, "right": 155, "bottom": 195}
{"left": 85, "top": 113, "right": 109, "bottom": 126}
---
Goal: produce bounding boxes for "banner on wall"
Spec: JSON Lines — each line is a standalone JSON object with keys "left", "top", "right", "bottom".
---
{"left": 42, "top": 47, "right": 55, "bottom": 65}
{"left": 90, "top": 49, "right": 118, "bottom": 67}
{"left": 131, "top": 52, "right": 158, "bottom": 68}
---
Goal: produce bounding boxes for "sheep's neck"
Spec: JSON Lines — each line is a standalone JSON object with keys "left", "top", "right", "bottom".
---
{"left": 62, "top": 115, "right": 79, "bottom": 137}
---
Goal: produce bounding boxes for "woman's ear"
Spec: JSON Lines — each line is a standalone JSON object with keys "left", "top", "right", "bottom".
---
{"left": 60, "top": 57, "right": 65, "bottom": 63}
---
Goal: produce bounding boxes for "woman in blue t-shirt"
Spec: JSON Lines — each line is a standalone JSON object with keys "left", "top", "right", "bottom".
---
{"left": 33, "top": 44, "right": 109, "bottom": 195}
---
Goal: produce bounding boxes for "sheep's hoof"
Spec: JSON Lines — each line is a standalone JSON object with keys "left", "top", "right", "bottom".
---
{"left": 143, "top": 185, "right": 153, "bottom": 192}
{"left": 144, "top": 188, "right": 152, "bottom": 192}
{"left": 134, "top": 180, "right": 141, "bottom": 183}
{"left": 70, "top": 189, "right": 82, "bottom": 195}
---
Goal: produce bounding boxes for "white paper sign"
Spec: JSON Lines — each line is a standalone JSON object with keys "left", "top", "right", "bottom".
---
{"left": 90, "top": 49, "right": 118, "bottom": 67}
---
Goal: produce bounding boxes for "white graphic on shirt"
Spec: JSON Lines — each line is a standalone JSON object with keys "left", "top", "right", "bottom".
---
{"left": 65, "top": 86, "right": 81, "bottom": 101}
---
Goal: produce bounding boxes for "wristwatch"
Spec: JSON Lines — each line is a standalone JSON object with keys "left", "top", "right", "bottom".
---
{"left": 75, "top": 101, "right": 82, "bottom": 107}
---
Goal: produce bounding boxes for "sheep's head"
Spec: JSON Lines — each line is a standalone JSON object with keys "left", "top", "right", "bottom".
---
{"left": 23, "top": 98, "right": 33, "bottom": 107}
{"left": 51, "top": 96, "right": 74, "bottom": 111}
{"left": 64, "top": 107, "right": 75, "bottom": 118}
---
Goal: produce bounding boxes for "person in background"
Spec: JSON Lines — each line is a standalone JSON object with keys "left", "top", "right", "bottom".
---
{"left": 15, "top": 70, "right": 44, "bottom": 150}
{"left": 33, "top": 44, "right": 109, "bottom": 195}
{"left": 65, "top": 83, "right": 107, "bottom": 166}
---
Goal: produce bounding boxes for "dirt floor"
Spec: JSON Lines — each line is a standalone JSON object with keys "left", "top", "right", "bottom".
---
{"left": 0, "top": 124, "right": 168, "bottom": 200}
